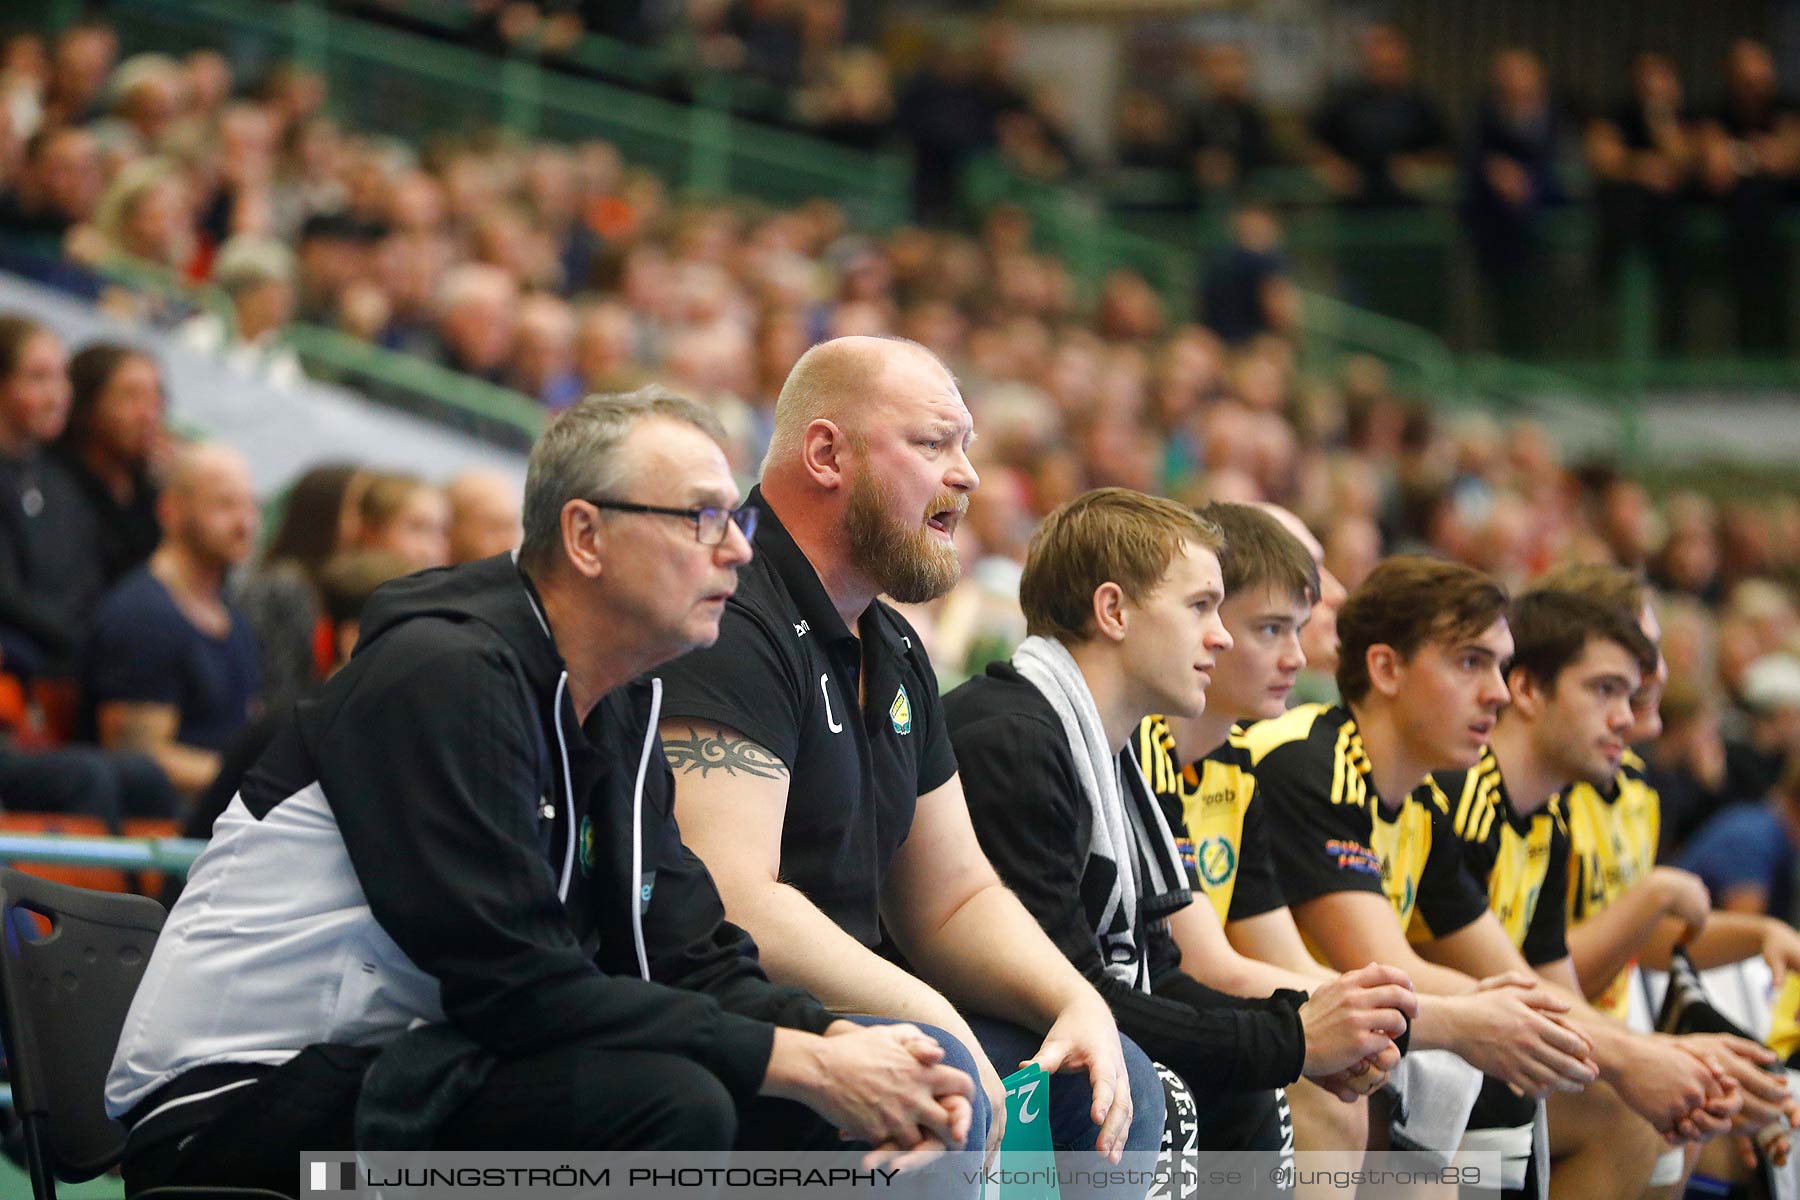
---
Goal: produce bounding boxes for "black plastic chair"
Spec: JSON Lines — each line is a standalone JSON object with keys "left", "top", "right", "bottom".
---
{"left": 0, "top": 865, "right": 165, "bottom": 1200}
{"left": 0, "top": 867, "right": 291, "bottom": 1200}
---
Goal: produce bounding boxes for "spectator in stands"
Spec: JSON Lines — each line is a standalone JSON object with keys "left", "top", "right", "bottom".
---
{"left": 1678, "top": 751, "right": 1800, "bottom": 924}
{"left": 181, "top": 547, "right": 412, "bottom": 851}
{"left": 509, "top": 292, "right": 583, "bottom": 407}
{"left": 82, "top": 442, "right": 261, "bottom": 802}
{"left": 1587, "top": 52, "right": 1696, "bottom": 354}
{"left": 1113, "top": 88, "right": 1187, "bottom": 177}
{"left": 106, "top": 392, "right": 975, "bottom": 1190}
{"left": 192, "top": 101, "right": 279, "bottom": 248}
{"left": 431, "top": 261, "right": 518, "bottom": 384}
{"left": 56, "top": 342, "right": 167, "bottom": 586}
{"left": 102, "top": 53, "right": 186, "bottom": 153}
{"left": 445, "top": 468, "right": 523, "bottom": 564}
{"left": 1462, "top": 48, "right": 1568, "bottom": 355}
{"left": 234, "top": 461, "right": 366, "bottom": 724}
{"left": 0, "top": 315, "right": 105, "bottom": 679}
{"left": 1699, "top": 39, "right": 1800, "bottom": 352}
{"left": 897, "top": 36, "right": 1004, "bottom": 221}
{"left": 42, "top": 20, "right": 116, "bottom": 129}
{"left": 177, "top": 235, "right": 305, "bottom": 388}
{"left": 1722, "top": 653, "right": 1800, "bottom": 810}
{"left": 0, "top": 125, "right": 102, "bottom": 250}
{"left": 182, "top": 49, "right": 233, "bottom": 128}
{"left": 1200, "top": 201, "right": 1297, "bottom": 346}
{"left": 354, "top": 471, "right": 450, "bottom": 571}
{"left": 1308, "top": 24, "right": 1452, "bottom": 207}
{"left": 522, "top": 144, "right": 601, "bottom": 292}
{"left": 291, "top": 212, "right": 375, "bottom": 325}
{"left": 271, "top": 116, "right": 349, "bottom": 242}
{"left": 574, "top": 297, "right": 650, "bottom": 394}
{"left": 1649, "top": 678, "right": 1731, "bottom": 859}
{"left": 82, "top": 154, "right": 196, "bottom": 276}
{"left": 1183, "top": 42, "right": 1281, "bottom": 194}
{"left": 798, "top": 47, "right": 898, "bottom": 152}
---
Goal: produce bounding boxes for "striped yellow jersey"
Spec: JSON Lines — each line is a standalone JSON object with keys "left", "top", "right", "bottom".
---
{"left": 1559, "top": 751, "right": 1661, "bottom": 1018}
{"left": 1137, "top": 715, "right": 1285, "bottom": 926}
{"left": 1424, "top": 746, "right": 1571, "bottom": 965}
{"left": 1243, "top": 703, "right": 1488, "bottom": 945}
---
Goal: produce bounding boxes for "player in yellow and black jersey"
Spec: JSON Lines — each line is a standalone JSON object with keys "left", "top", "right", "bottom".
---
{"left": 1558, "top": 750, "right": 1662, "bottom": 1018}
{"left": 1248, "top": 700, "right": 1485, "bottom": 942}
{"left": 1431, "top": 745, "right": 1571, "bottom": 969}
{"left": 1137, "top": 502, "right": 1381, "bottom": 1160}
{"left": 1252, "top": 555, "right": 1603, "bottom": 1164}
{"left": 1138, "top": 714, "right": 1285, "bottom": 926}
{"left": 1540, "top": 564, "right": 1800, "bottom": 1037}
{"left": 1405, "top": 589, "right": 1777, "bottom": 1199}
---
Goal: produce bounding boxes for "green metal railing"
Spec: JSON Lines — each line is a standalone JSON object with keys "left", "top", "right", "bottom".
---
{"left": 364, "top": 0, "right": 796, "bottom": 125}
{"left": 99, "top": 0, "right": 912, "bottom": 228}
{"left": 82, "top": 252, "right": 545, "bottom": 450}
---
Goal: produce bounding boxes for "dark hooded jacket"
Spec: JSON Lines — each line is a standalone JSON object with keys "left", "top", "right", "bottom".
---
{"left": 106, "top": 554, "right": 834, "bottom": 1148}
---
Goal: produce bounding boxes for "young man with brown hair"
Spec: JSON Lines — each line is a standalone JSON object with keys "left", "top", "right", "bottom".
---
{"left": 1538, "top": 563, "right": 1800, "bottom": 1191}
{"left": 1135, "top": 503, "right": 1378, "bottom": 1162}
{"left": 1247, "top": 556, "right": 1600, "bottom": 1165}
{"left": 1414, "top": 588, "right": 1765, "bottom": 1199}
{"left": 1536, "top": 564, "right": 1800, "bottom": 1026}
{"left": 943, "top": 487, "right": 1419, "bottom": 1158}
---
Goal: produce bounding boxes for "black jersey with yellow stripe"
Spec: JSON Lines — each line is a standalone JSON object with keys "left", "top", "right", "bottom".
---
{"left": 1136, "top": 715, "right": 1285, "bottom": 926}
{"left": 1243, "top": 703, "right": 1488, "bottom": 944}
{"left": 1558, "top": 750, "right": 1660, "bottom": 1018}
{"left": 1424, "top": 746, "right": 1571, "bottom": 966}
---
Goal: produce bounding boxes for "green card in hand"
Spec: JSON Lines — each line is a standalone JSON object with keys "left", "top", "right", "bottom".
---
{"left": 985, "top": 1063, "right": 1059, "bottom": 1200}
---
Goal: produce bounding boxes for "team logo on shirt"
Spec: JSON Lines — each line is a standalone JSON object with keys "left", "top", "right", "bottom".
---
{"left": 890, "top": 685, "right": 912, "bottom": 735}
{"left": 579, "top": 816, "right": 595, "bottom": 877}
{"left": 1195, "top": 835, "right": 1236, "bottom": 887}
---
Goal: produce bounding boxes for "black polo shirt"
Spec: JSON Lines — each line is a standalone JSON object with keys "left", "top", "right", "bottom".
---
{"left": 656, "top": 486, "right": 960, "bottom": 947}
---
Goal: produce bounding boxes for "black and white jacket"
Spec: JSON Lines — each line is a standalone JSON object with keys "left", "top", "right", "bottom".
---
{"left": 107, "top": 554, "right": 834, "bottom": 1141}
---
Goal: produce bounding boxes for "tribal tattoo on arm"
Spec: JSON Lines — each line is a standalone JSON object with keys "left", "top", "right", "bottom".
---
{"left": 663, "top": 725, "right": 791, "bottom": 780}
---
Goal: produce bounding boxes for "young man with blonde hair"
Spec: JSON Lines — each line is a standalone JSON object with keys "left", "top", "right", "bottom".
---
{"left": 945, "top": 487, "right": 1419, "bottom": 1159}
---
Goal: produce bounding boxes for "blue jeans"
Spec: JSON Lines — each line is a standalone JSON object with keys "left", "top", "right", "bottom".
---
{"left": 842, "top": 1014, "right": 992, "bottom": 1159}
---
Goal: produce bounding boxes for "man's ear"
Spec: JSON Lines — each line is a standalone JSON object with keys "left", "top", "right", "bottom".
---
{"left": 1092, "top": 581, "right": 1128, "bottom": 643}
{"left": 1507, "top": 666, "right": 1544, "bottom": 720}
{"left": 1366, "top": 643, "right": 1403, "bottom": 698}
{"left": 801, "top": 419, "right": 848, "bottom": 490}
{"left": 561, "top": 498, "right": 605, "bottom": 581}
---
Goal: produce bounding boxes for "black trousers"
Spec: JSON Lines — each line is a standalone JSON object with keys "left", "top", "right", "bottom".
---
{"left": 122, "top": 1041, "right": 845, "bottom": 1197}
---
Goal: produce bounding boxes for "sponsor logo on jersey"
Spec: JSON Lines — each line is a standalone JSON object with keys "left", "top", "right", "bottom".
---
{"left": 1326, "top": 838, "right": 1381, "bottom": 876}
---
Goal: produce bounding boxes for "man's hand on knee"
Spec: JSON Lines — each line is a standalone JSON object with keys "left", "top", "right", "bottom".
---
{"left": 765, "top": 1023, "right": 975, "bottom": 1161}
{"left": 1023, "top": 998, "right": 1133, "bottom": 1163}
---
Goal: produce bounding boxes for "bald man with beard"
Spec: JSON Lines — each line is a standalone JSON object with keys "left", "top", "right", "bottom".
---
{"left": 445, "top": 469, "right": 523, "bottom": 564}
{"left": 655, "top": 336, "right": 1164, "bottom": 1186}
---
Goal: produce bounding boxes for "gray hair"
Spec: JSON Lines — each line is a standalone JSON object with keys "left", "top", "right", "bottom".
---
{"left": 519, "top": 386, "right": 726, "bottom": 573}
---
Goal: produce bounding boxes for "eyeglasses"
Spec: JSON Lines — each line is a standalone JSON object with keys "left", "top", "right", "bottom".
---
{"left": 585, "top": 498, "right": 759, "bottom": 546}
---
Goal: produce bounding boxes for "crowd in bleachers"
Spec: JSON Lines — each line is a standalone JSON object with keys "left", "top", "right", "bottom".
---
{"left": 391, "top": 3, "right": 1800, "bottom": 351}
{"left": 2, "top": 10, "right": 1800, "bottom": 932}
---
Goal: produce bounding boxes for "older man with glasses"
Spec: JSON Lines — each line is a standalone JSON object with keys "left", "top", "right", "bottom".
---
{"left": 106, "top": 387, "right": 975, "bottom": 1194}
